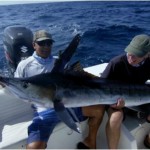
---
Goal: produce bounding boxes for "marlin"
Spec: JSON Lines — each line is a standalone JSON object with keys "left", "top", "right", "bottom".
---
{"left": 2, "top": 66, "right": 150, "bottom": 108}
{"left": 0, "top": 34, "right": 150, "bottom": 133}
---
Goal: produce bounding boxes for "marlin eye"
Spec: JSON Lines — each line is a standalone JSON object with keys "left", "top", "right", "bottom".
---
{"left": 22, "top": 82, "right": 28, "bottom": 88}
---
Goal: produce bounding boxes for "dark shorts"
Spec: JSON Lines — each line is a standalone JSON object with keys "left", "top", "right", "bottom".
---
{"left": 27, "top": 107, "right": 87, "bottom": 144}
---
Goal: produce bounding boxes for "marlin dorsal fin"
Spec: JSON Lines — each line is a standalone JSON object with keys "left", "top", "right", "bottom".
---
{"left": 52, "top": 34, "right": 81, "bottom": 73}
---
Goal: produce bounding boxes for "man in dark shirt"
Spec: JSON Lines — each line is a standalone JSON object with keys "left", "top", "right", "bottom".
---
{"left": 101, "top": 34, "right": 150, "bottom": 149}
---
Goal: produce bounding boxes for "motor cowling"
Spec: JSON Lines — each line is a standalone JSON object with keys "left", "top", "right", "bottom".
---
{"left": 3, "top": 26, "right": 34, "bottom": 76}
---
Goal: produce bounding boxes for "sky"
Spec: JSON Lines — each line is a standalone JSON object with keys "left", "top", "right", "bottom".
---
{"left": 0, "top": 0, "right": 95, "bottom": 5}
{"left": 0, "top": 0, "right": 146, "bottom": 5}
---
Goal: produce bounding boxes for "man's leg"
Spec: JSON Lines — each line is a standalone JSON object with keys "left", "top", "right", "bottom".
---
{"left": 81, "top": 105, "right": 105, "bottom": 149}
{"left": 106, "top": 108, "right": 123, "bottom": 149}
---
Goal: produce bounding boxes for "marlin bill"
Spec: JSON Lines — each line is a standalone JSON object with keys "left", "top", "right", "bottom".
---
{"left": 0, "top": 64, "right": 150, "bottom": 108}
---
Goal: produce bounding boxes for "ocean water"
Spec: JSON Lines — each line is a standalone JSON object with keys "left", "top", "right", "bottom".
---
{"left": 0, "top": 1, "right": 150, "bottom": 74}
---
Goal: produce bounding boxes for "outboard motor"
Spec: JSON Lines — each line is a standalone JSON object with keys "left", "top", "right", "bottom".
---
{"left": 3, "top": 26, "right": 34, "bottom": 76}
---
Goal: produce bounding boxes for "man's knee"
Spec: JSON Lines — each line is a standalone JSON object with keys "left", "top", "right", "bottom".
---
{"left": 26, "top": 141, "right": 46, "bottom": 149}
{"left": 109, "top": 109, "right": 124, "bottom": 124}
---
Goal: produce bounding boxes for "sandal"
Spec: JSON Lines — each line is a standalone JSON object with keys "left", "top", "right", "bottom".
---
{"left": 144, "top": 134, "right": 150, "bottom": 148}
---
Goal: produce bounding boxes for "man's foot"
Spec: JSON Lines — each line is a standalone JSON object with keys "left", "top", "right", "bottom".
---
{"left": 77, "top": 142, "right": 90, "bottom": 149}
{"left": 144, "top": 134, "right": 150, "bottom": 148}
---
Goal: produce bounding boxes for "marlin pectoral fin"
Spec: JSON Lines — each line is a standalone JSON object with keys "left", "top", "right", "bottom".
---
{"left": 68, "top": 108, "right": 80, "bottom": 124}
{"left": 54, "top": 100, "right": 81, "bottom": 133}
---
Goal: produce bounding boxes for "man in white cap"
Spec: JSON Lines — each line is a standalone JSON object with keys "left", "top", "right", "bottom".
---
{"left": 15, "top": 29, "right": 105, "bottom": 149}
{"left": 101, "top": 34, "right": 150, "bottom": 149}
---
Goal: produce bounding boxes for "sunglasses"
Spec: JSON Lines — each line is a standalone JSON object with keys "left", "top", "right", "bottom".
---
{"left": 36, "top": 40, "right": 53, "bottom": 47}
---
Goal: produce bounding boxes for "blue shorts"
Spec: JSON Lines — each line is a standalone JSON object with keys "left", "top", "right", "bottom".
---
{"left": 27, "top": 107, "right": 87, "bottom": 144}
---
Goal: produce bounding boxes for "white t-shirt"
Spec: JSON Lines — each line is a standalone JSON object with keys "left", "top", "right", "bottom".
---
{"left": 14, "top": 52, "right": 56, "bottom": 112}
